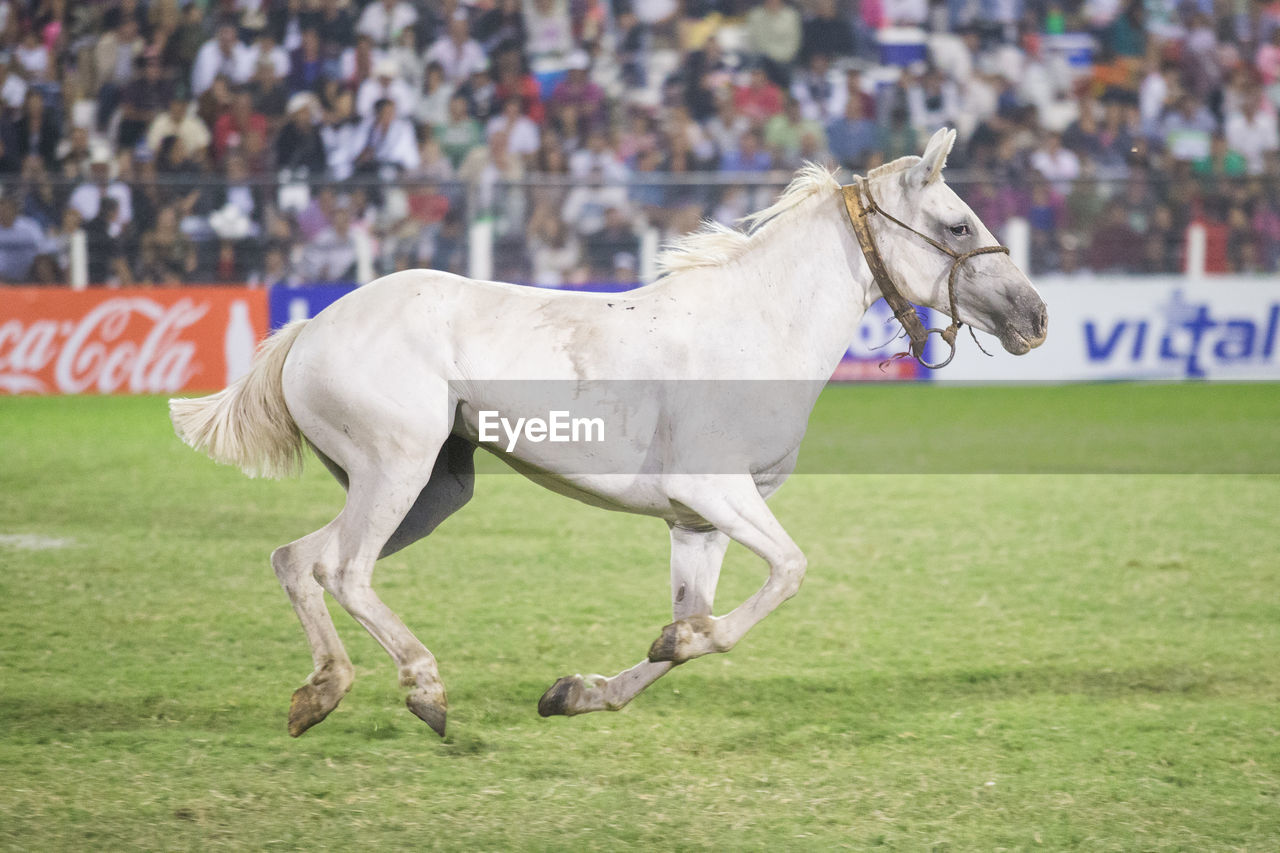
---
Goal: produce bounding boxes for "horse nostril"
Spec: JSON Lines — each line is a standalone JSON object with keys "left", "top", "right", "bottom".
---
{"left": 1031, "top": 304, "right": 1048, "bottom": 338}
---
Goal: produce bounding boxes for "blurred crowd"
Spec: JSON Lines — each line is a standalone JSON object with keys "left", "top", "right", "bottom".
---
{"left": 0, "top": 0, "right": 1277, "bottom": 286}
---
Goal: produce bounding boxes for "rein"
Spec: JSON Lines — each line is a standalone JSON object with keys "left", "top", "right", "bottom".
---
{"left": 841, "top": 178, "right": 1009, "bottom": 369}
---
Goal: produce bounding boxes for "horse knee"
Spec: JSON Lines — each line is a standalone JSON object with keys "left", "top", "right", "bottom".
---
{"left": 272, "top": 544, "right": 306, "bottom": 588}
{"left": 777, "top": 552, "right": 807, "bottom": 600}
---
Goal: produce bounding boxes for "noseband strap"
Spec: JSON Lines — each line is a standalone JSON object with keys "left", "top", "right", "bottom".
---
{"left": 841, "top": 178, "right": 1009, "bottom": 369}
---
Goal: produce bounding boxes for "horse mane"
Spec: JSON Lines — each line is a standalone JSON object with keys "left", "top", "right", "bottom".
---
{"left": 866, "top": 156, "right": 920, "bottom": 181}
{"left": 653, "top": 163, "right": 842, "bottom": 277}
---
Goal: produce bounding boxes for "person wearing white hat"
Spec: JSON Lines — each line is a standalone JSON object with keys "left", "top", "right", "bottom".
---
{"left": 356, "top": 57, "right": 416, "bottom": 119}
{"left": 68, "top": 147, "right": 134, "bottom": 227}
{"left": 276, "top": 93, "right": 328, "bottom": 176}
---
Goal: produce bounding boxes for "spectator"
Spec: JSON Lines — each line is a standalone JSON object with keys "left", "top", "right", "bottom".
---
{"left": 473, "top": 0, "right": 527, "bottom": 55}
{"left": 301, "top": 203, "right": 358, "bottom": 280}
{"left": 314, "top": 0, "right": 357, "bottom": 53}
{"left": 69, "top": 148, "right": 133, "bottom": 227}
{"left": 12, "top": 90, "right": 58, "bottom": 167}
{"left": 486, "top": 97, "right": 540, "bottom": 160}
{"left": 527, "top": 205, "right": 580, "bottom": 286}
{"left": 763, "top": 95, "right": 827, "bottom": 166}
{"left": 547, "top": 52, "right": 605, "bottom": 129}
{"left": 434, "top": 93, "right": 485, "bottom": 169}
{"left": 523, "top": 0, "right": 574, "bottom": 72}
{"left": 791, "top": 54, "right": 841, "bottom": 123}
{"left": 146, "top": 95, "right": 211, "bottom": 162}
{"left": 906, "top": 68, "right": 961, "bottom": 136}
{"left": 584, "top": 206, "right": 640, "bottom": 277}
{"left": 83, "top": 196, "right": 133, "bottom": 285}
{"left": 415, "top": 62, "right": 456, "bottom": 128}
{"left": 136, "top": 204, "right": 197, "bottom": 282}
{"left": 16, "top": 155, "right": 59, "bottom": 230}
{"left": 287, "top": 27, "right": 329, "bottom": 95}
{"left": 493, "top": 49, "right": 544, "bottom": 124}
{"left": 746, "top": 0, "right": 802, "bottom": 87}
{"left": 245, "top": 32, "right": 290, "bottom": 83}
{"left": 826, "top": 93, "right": 881, "bottom": 170}
{"left": 1161, "top": 92, "right": 1217, "bottom": 162}
{"left": 733, "top": 66, "right": 784, "bottom": 123}
{"left": 248, "top": 54, "right": 291, "bottom": 120}
{"left": 424, "top": 12, "right": 488, "bottom": 84}
{"left": 1088, "top": 200, "right": 1145, "bottom": 272}
{"left": 389, "top": 27, "right": 425, "bottom": 94}
{"left": 562, "top": 166, "right": 629, "bottom": 236}
{"left": 0, "top": 194, "right": 43, "bottom": 282}
{"left": 357, "top": 58, "right": 416, "bottom": 119}
{"left": 719, "top": 128, "right": 774, "bottom": 172}
{"left": 277, "top": 92, "right": 328, "bottom": 176}
{"left": 799, "top": 0, "right": 855, "bottom": 64}
{"left": 351, "top": 98, "right": 420, "bottom": 176}
{"left": 1223, "top": 85, "right": 1279, "bottom": 175}
{"left": 356, "top": 0, "right": 418, "bottom": 48}
{"left": 1029, "top": 131, "right": 1082, "bottom": 194}
{"left": 191, "top": 22, "right": 253, "bottom": 97}
{"left": 212, "top": 90, "right": 269, "bottom": 164}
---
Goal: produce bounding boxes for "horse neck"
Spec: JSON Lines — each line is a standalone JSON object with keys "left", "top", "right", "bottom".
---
{"left": 711, "top": 191, "right": 880, "bottom": 379}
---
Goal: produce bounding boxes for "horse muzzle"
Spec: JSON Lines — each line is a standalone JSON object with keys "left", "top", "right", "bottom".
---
{"left": 998, "top": 299, "right": 1048, "bottom": 355}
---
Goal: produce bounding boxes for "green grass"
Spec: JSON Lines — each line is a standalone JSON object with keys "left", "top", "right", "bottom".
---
{"left": 2, "top": 386, "right": 1278, "bottom": 851}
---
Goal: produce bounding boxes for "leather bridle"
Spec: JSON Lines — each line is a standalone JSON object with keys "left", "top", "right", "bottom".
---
{"left": 841, "top": 177, "right": 1009, "bottom": 369}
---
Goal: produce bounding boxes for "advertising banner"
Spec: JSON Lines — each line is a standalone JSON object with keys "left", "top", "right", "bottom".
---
{"left": 0, "top": 287, "right": 268, "bottom": 394}
{"left": 268, "top": 283, "right": 357, "bottom": 329}
{"left": 935, "top": 277, "right": 1280, "bottom": 382}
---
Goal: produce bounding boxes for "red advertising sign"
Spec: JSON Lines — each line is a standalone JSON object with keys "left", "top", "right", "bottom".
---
{"left": 0, "top": 288, "right": 268, "bottom": 394}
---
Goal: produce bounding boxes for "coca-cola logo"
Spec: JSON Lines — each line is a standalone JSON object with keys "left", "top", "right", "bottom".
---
{"left": 0, "top": 297, "right": 209, "bottom": 393}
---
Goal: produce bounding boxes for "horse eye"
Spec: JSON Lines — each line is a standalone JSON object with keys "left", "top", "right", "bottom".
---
{"left": 949, "top": 224, "right": 971, "bottom": 237}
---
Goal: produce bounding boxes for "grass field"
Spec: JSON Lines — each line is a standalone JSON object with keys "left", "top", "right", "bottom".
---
{"left": 2, "top": 385, "right": 1278, "bottom": 851}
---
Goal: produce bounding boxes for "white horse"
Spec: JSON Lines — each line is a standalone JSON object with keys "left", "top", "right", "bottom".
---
{"left": 171, "top": 129, "right": 1046, "bottom": 738}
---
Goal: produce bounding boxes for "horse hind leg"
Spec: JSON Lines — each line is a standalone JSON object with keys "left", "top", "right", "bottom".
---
{"left": 270, "top": 437, "right": 474, "bottom": 737}
{"left": 272, "top": 527, "right": 356, "bottom": 737}
{"left": 307, "top": 446, "right": 466, "bottom": 736}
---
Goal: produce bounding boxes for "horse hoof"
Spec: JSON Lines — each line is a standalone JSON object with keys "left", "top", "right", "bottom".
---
{"left": 288, "top": 683, "right": 341, "bottom": 738}
{"left": 538, "top": 675, "right": 579, "bottom": 717}
{"left": 648, "top": 621, "right": 688, "bottom": 663}
{"left": 406, "top": 693, "right": 447, "bottom": 737}
{"left": 648, "top": 615, "right": 719, "bottom": 663}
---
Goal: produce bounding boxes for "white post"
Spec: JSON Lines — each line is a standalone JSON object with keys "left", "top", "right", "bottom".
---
{"left": 69, "top": 229, "right": 88, "bottom": 290}
{"left": 1003, "top": 216, "right": 1031, "bottom": 274}
{"left": 1185, "top": 222, "right": 1206, "bottom": 278}
{"left": 353, "top": 228, "right": 374, "bottom": 285}
{"left": 468, "top": 215, "right": 493, "bottom": 281}
{"left": 639, "top": 224, "right": 659, "bottom": 283}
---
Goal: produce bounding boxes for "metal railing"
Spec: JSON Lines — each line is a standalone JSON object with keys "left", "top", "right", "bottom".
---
{"left": 2, "top": 172, "right": 1276, "bottom": 287}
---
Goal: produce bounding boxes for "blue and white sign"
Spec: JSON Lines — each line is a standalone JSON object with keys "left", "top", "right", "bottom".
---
{"left": 936, "top": 277, "right": 1280, "bottom": 381}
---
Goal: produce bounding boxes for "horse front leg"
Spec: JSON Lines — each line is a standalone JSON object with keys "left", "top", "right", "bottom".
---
{"left": 538, "top": 525, "right": 730, "bottom": 717}
{"left": 648, "top": 475, "right": 806, "bottom": 664}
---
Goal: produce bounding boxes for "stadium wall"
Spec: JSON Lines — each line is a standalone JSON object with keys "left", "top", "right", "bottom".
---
{"left": 3, "top": 277, "right": 1278, "bottom": 395}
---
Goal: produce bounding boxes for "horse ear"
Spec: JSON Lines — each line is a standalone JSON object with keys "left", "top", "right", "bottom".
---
{"left": 912, "top": 127, "right": 957, "bottom": 186}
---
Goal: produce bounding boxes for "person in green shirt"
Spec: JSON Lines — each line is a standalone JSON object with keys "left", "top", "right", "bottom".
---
{"left": 433, "top": 94, "right": 485, "bottom": 169}
{"left": 1192, "top": 134, "right": 1248, "bottom": 178}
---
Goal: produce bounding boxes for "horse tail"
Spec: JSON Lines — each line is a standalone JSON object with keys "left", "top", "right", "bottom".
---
{"left": 169, "top": 320, "right": 309, "bottom": 479}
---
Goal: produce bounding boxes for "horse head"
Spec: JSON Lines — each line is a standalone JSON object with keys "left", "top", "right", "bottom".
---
{"left": 855, "top": 127, "right": 1048, "bottom": 357}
